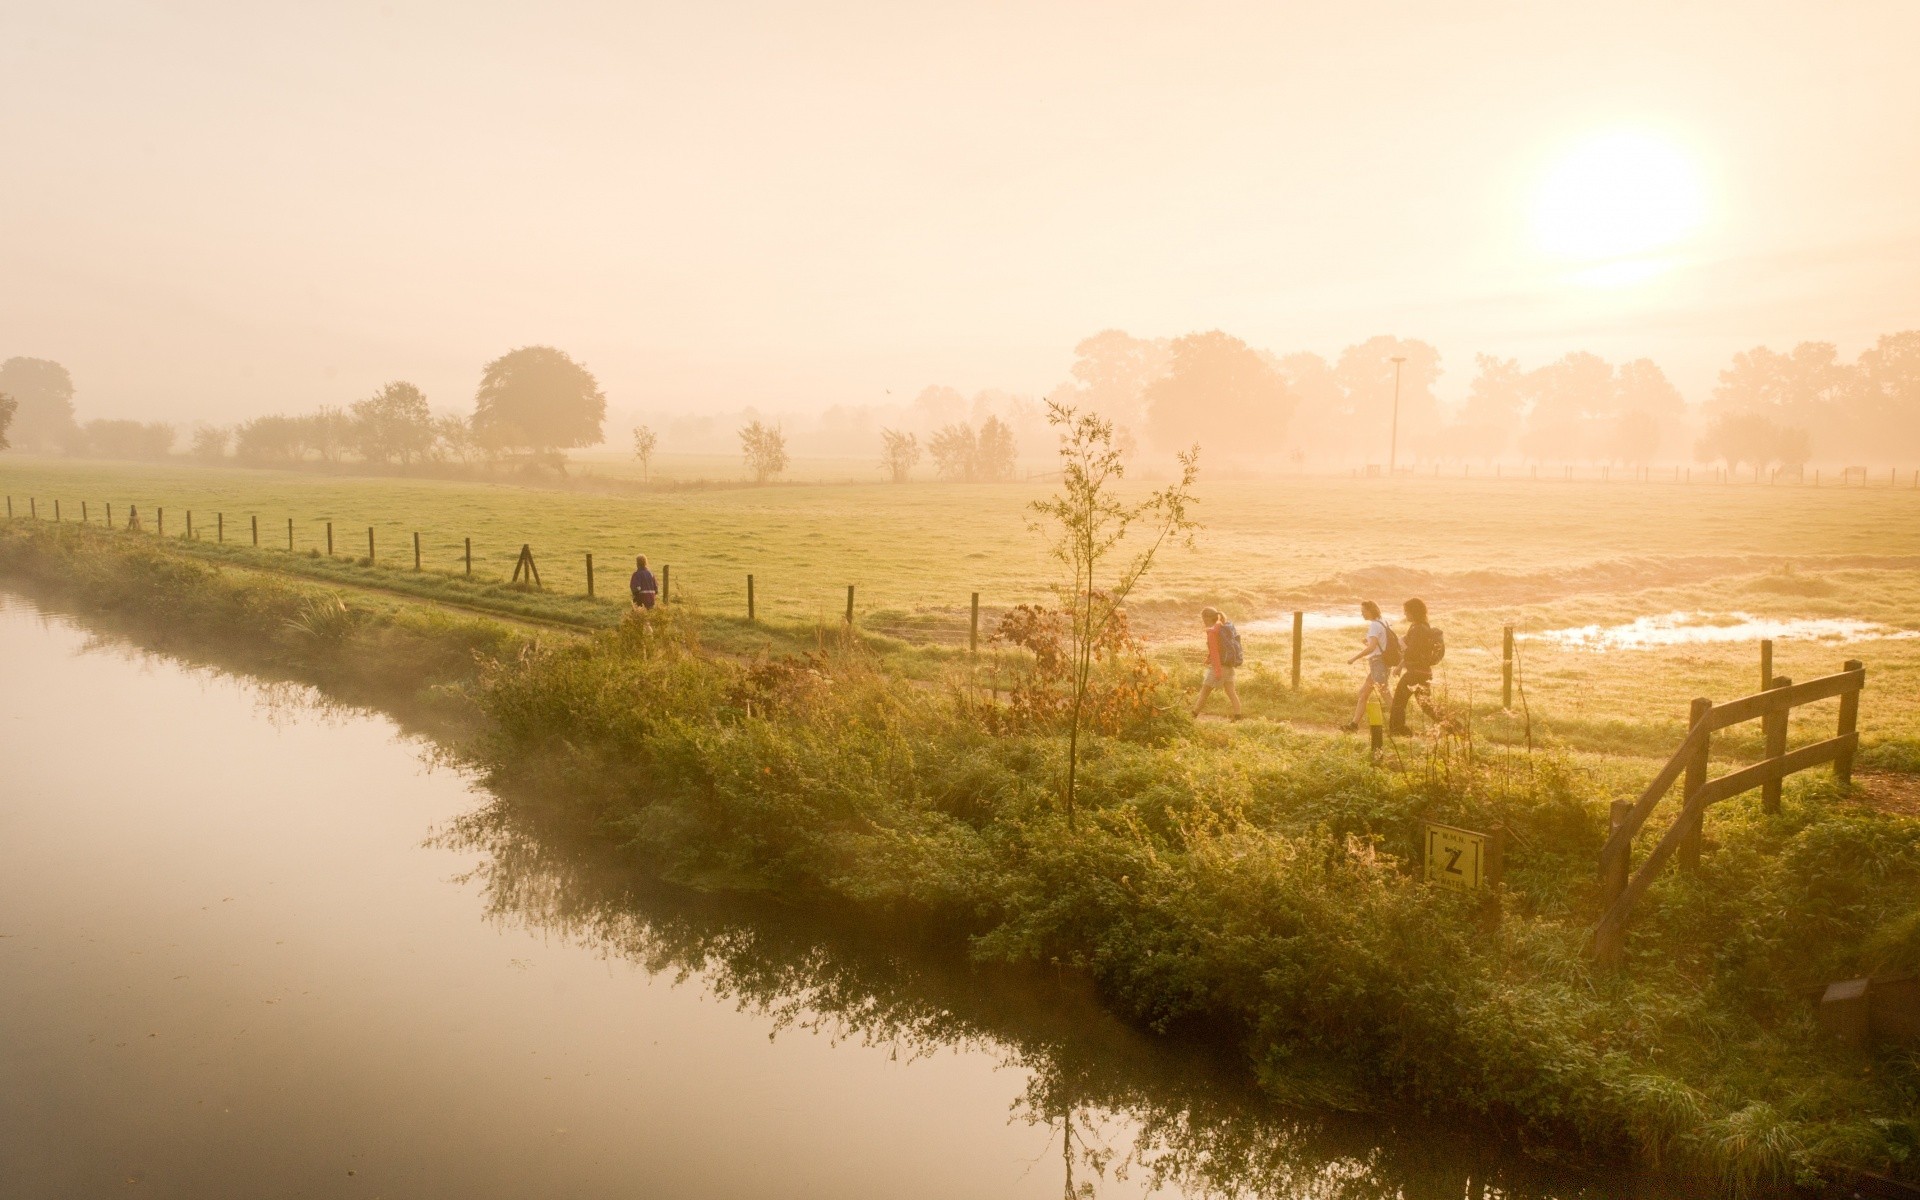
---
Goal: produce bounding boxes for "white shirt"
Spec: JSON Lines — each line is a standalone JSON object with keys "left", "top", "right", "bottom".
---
{"left": 1365, "top": 619, "right": 1388, "bottom": 659}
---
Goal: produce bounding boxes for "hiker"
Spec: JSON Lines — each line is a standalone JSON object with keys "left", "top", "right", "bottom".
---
{"left": 629, "top": 555, "right": 658, "bottom": 609}
{"left": 1389, "top": 597, "right": 1444, "bottom": 735}
{"left": 1194, "top": 607, "right": 1244, "bottom": 720}
{"left": 1341, "top": 600, "right": 1396, "bottom": 733}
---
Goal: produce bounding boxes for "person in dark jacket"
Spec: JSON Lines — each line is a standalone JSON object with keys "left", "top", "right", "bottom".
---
{"left": 1389, "top": 596, "right": 1438, "bottom": 735}
{"left": 629, "top": 555, "right": 658, "bottom": 609}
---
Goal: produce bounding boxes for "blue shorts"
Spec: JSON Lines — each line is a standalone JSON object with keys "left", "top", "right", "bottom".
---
{"left": 1367, "top": 658, "right": 1389, "bottom": 685}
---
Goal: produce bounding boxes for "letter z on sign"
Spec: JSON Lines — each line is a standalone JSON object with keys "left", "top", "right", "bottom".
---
{"left": 1423, "top": 822, "right": 1487, "bottom": 892}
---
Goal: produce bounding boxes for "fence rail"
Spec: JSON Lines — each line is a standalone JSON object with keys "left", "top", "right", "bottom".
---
{"left": 1592, "top": 660, "right": 1865, "bottom": 967}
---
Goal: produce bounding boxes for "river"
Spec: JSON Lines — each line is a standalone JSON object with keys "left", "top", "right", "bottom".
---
{"left": 0, "top": 591, "right": 1638, "bottom": 1198}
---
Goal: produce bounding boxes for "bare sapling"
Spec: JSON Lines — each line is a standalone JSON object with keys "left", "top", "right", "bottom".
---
{"left": 1029, "top": 399, "right": 1200, "bottom": 828}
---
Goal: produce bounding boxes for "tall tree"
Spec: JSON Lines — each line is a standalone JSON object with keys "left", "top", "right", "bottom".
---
{"left": 351, "top": 381, "right": 434, "bottom": 465}
{"left": 1852, "top": 331, "right": 1920, "bottom": 461}
{"left": 0, "top": 392, "right": 15, "bottom": 450}
{"left": 1449, "top": 354, "right": 1525, "bottom": 461}
{"left": 1029, "top": 401, "right": 1199, "bottom": 827}
{"left": 929, "top": 423, "right": 977, "bottom": 479}
{"left": 1064, "top": 330, "right": 1171, "bottom": 431}
{"left": 1520, "top": 351, "right": 1614, "bottom": 462}
{"left": 974, "top": 416, "right": 1017, "bottom": 481}
{"left": 0, "top": 358, "right": 77, "bottom": 451}
{"left": 473, "top": 346, "right": 607, "bottom": 456}
{"left": 1333, "top": 336, "right": 1442, "bottom": 462}
{"left": 739, "top": 420, "right": 788, "bottom": 484}
{"left": 1143, "top": 331, "right": 1294, "bottom": 455}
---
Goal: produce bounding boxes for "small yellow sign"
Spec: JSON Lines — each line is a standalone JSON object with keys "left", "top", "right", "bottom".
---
{"left": 1424, "top": 822, "right": 1488, "bottom": 891}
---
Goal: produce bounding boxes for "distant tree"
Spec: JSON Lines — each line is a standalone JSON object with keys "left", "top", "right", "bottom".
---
{"left": 739, "top": 420, "right": 789, "bottom": 483}
{"left": 235, "top": 415, "right": 305, "bottom": 464}
{"left": 351, "top": 382, "right": 434, "bottom": 465}
{"left": 1850, "top": 331, "right": 1920, "bottom": 461}
{"left": 1695, "top": 412, "right": 1807, "bottom": 472}
{"left": 1607, "top": 410, "right": 1661, "bottom": 465}
{"left": 80, "top": 419, "right": 175, "bottom": 461}
{"left": 300, "top": 406, "right": 354, "bottom": 464}
{"left": 1520, "top": 351, "right": 1614, "bottom": 462}
{"left": 1447, "top": 354, "right": 1526, "bottom": 461}
{"left": 1271, "top": 350, "right": 1344, "bottom": 460}
{"left": 472, "top": 346, "right": 607, "bottom": 457}
{"left": 912, "top": 385, "right": 968, "bottom": 430}
{"left": 1143, "top": 331, "right": 1294, "bottom": 455}
{"left": 975, "top": 415, "right": 1017, "bottom": 480}
{"left": 427, "top": 414, "right": 481, "bottom": 465}
{"left": 190, "top": 425, "right": 231, "bottom": 463}
{"left": 631, "top": 425, "right": 658, "bottom": 482}
{"left": 929, "top": 423, "right": 977, "bottom": 480}
{"left": 0, "top": 358, "right": 77, "bottom": 451}
{"left": 1064, "top": 330, "right": 1172, "bottom": 431}
{"left": 1027, "top": 400, "right": 1200, "bottom": 827}
{"left": 879, "top": 428, "right": 920, "bottom": 482}
{"left": 0, "top": 392, "right": 15, "bottom": 450}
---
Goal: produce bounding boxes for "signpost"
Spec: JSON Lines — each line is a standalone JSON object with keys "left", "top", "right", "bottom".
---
{"left": 1423, "top": 822, "right": 1503, "bottom": 892}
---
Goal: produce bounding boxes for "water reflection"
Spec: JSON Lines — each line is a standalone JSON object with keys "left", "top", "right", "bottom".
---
{"left": 438, "top": 798, "right": 1631, "bottom": 1200}
{"left": 1531, "top": 610, "right": 1916, "bottom": 650}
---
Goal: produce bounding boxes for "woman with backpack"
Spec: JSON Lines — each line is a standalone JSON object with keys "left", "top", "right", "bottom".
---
{"left": 1194, "top": 607, "right": 1244, "bottom": 720}
{"left": 1341, "top": 600, "right": 1395, "bottom": 733}
{"left": 1389, "top": 597, "right": 1444, "bottom": 735}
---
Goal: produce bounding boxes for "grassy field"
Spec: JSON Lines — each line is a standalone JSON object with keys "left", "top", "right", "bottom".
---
{"left": 5, "top": 453, "right": 1920, "bottom": 756}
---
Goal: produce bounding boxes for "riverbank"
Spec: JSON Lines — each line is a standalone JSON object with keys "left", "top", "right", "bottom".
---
{"left": 3, "top": 518, "right": 1915, "bottom": 1193}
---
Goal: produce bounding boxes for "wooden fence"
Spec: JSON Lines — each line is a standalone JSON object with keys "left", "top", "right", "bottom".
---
{"left": 1592, "top": 660, "right": 1866, "bottom": 966}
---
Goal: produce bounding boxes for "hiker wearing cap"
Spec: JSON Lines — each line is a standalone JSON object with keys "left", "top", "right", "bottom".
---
{"left": 629, "top": 555, "right": 658, "bottom": 609}
{"left": 1194, "top": 607, "right": 1244, "bottom": 720}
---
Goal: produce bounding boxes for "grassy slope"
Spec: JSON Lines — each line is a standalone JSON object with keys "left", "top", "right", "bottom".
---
{"left": 2, "top": 518, "right": 1917, "bottom": 1192}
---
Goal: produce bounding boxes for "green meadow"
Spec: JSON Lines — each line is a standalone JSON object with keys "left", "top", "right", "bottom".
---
{"left": 6, "top": 454, "right": 1917, "bottom": 759}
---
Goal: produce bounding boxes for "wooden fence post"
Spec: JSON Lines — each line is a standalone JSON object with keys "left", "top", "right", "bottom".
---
{"left": 1762, "top": 677, "right": 1791, "bottom": 814}
{"left": 106, "top": 502, "right": 112, "bottom": 526}
{"left": 1679, "top": 698, "right": 1713, "bottom": 871}
{"left": 747, "top": 574, "right": 755, "bottom": 623}
{"left": 585, "top": 552, "right": 595, "bottom": 598}
{"left": 54, "top": 499, "right": 61, "bottom": 522}
{"left": 217, "top": 512, "right": 223, "bottom": 543}
{"left": 81, "top": 501, "right": 88, "bottom": 523}
{"left": 1760, "top": 638, "right": 1773, "bottom": 690}
{"left": 157, "top": 507, "right": 163, "bottom": 537}
{"left": 413, "top": 532, "right": 420, "bottom": 570}
{"left": 845, "top": 584, "right": 854, "bottom": 625}
{"left": 661, "top": 564, "right": 669, "bottom": 605}
{"left": 1291, "top": 611, "right": 1304, "bottom": 691}
{"left": 367, "top": 527, "right": 375, "bottom": 564}
{"left": 1502, "top": 626, "right": 1515, "bottom": 708}
{"left": 326, "top": 521, "right": 333, "bottom": 556}
{"left": 287, "top": 517, "right": 294, "bottom": 551}
{"left": 186, "top": 510, "right": 193, "bottom": 538}
{"left": 465, "top": 537, "right": 472, "bottom": 576}
{"left": 510, "top": 544, "right": 541, "bottom": 589}
{"left": 252, "top": 515, "right": 258, "bottom": 546}
{"left": 1836, "top": 660, "right": 1863, "bottom": 787}
{"left": 970, "top": 592, "right": 980, "bottom": 655}
{"left": 30, "top": 497, "right": 37, "bottom": 519}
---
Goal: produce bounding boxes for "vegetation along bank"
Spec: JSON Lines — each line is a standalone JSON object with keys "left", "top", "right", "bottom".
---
{"left": 2, "top": 516, "right": 1916, "bottom": 1195}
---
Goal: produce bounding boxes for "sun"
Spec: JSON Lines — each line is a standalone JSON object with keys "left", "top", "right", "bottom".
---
{"left": 1530, "top": 131, "right": 1706, "bottom": 265}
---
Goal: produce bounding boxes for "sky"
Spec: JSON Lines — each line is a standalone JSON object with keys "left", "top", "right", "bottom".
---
{"left": 4, "top": 0, "right": 1919, "bottom": 429}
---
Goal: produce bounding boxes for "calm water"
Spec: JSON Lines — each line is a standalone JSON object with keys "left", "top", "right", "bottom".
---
{"left": 0, "top": 592, "right": 1639, "bottom": 1199}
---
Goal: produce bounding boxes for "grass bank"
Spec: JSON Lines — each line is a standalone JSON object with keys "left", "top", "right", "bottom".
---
{"left": 3, "top": 518, "right": 1916, "bottom": 1193}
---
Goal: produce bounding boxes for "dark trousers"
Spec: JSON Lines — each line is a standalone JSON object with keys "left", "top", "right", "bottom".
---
{"left": 1389, "top": 667, "right": 1432, "bottom": 732}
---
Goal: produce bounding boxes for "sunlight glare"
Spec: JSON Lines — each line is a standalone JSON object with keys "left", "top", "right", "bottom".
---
{"left": 1531, "top": 131, "right": 1706, "bottom": 264}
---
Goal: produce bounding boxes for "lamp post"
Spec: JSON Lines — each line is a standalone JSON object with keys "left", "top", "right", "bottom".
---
{"left": 1388, "top": 355, "right": 1407, "bottom": 476}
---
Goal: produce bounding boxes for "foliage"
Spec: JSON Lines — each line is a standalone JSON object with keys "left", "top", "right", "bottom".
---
{"left": 1143, "top": 331, "right": 1295, "bottom": 457}
{"left": 189, "top": 424, "right": 230, "bottom": 462}
{"left": 0, "top": 357, "right": 77, "bottom": 450}
{"left": 988, "top": 599, "right": 1175, "bottom": 739}
{"left": 879, "top": 427, "right": 920, "bottom": 482}
{"left": 0, "top": 390, "right": 14, "bottom": 450}
{"left": 350, "top": 381, "right": 435, "bottom": 465}
{"left": 631, "top": 424, "right": 658, "bottom": 482}
{"left": 77, "top": 418, "right": 176, "bottom": 460}
{"left": 473, "top": 345, "right": 607, "bottom": 454}
{"left": 1029, "top": 400, "right": 1200, "bottom": 823}
{"left": 928, "top": 418, "right": 1016, "bottom": 481}
{"left": 1696, "top": 411, "right": 1811, "bottom": 472}
{"left": 738, "top": 420, "right": 789, "bottom": 484}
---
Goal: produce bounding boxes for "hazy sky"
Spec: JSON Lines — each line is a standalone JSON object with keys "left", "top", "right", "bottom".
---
{"left": 5, "top": 1, "right": 1918, "bottom": 428}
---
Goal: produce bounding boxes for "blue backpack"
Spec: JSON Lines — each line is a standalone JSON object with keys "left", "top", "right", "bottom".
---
{"left": 1219, "top": 621, "right": 1245, "bottom": 668}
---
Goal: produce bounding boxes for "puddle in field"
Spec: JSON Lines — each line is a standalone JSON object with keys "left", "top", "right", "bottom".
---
{"left": 1531, "top": 611, "right": 1919, "bottom": 651}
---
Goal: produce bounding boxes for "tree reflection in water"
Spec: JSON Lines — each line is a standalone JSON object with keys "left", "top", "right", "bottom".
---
{"left": 435, "top": 796, "right": 1636, "bottom": 1200}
